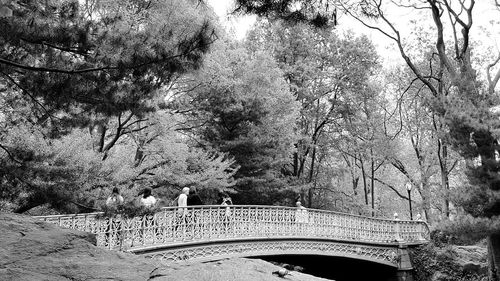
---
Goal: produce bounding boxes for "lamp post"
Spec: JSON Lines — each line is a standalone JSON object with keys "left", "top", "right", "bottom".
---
{"left": 405, "top": 182, "right": 413, "bottom": 220}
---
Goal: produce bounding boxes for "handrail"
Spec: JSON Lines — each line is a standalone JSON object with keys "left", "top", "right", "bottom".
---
{"left": 35, "top": 205, "right": 430, "bottom": 251}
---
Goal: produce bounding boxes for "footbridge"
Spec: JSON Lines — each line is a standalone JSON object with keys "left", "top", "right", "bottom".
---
{"left": 36, "top": 205, "right": 429, "bottom": 274}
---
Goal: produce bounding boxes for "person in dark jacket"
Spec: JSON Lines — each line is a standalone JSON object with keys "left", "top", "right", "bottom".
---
{"left": 187, "top": 188, "right": 203, "bottom": 206}
{"left": 218, "top": 191, "right": 232, "bottom": 205}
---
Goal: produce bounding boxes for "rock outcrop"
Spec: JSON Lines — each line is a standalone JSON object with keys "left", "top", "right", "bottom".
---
{"left": 0, "top": 213, "right": 156, "bottom": 280}
{"left": 410, "top": 242, "right": 488, "bottom": 281}
{"left": 0, "top": 213, "right": 331, "bottom": 281}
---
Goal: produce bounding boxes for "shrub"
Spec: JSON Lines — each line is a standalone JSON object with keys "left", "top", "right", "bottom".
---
{"left": 410, "top": 243, "right": 487, "bottom": 281}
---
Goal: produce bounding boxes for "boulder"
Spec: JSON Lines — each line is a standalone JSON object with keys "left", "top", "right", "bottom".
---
{"left": 0, "top": 212, "right": 156, "bottom": 280}
{"left": 411, "top": 242, "right": 488, "bottom": 281}
{"left": 453, "top": 245, "right": 488, "bottom": 276}
{"left": 0, "top": 212, "right": 332, "bottom": 281}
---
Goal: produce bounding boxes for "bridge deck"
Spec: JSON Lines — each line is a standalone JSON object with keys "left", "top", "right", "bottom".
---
{"left": 36, "top": 205, "right": 430, "bottom": 252}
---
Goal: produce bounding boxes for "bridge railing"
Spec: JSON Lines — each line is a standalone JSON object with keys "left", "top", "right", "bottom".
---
{"left": 35, "top": 205, "right": 430, "bottom": 250}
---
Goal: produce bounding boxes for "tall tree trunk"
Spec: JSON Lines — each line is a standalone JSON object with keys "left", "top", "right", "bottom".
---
{"left": 342, "top": 154, "right": 359, "bottom": 195}
{"left": 297, "top": 153, "right": 306, "bottom": 178}
{"left": 370, "top": 150, "right": 375, "bottom": 217}
{"left": 360, "top": 157, "right": 369, "bottom": 205}
{"left": 293, "top": 151, "right": 298, "bottom": 176}
{"left": 438, "top": 140, "right": 450, "bottom": 218}
{"left": 89, "top": 123, "right": 106, "bottom": 152}
{"left": 308, "top": 188, "right": 313, "bottom": 208}
{"left": 488, "top": 233, "right": 500, "bottom": 281}
{"left": 307, "top": 145, "right": 317, "bottom": 208}
{"left": 420, "top": 181, "right": 432, "bottom": 223}
{"left": 134, "top": 147, "right": 144, "bottom": 167}
{"left": 308, "top": 145, "right": 317, "bottom": 182}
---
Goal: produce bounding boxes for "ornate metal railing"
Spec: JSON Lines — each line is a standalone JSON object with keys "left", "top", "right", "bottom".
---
{"left": 35, "top": 205, "right": 430, "bottom": 251}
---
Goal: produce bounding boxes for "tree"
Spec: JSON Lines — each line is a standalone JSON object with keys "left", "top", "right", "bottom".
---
{"left": 338, "top": 79, "right": 396, "bottom": 216}
{"left": 0, "top": 106, "right": 239, "bottom": 213}
{"left": 0, "top": 0, "right": 225, "bottom": 213}
{"left": 246, "top": 20, "right": 380, "bottom": 209}
{"left": 233, "top": 0, "right": 500, "bottom": 279}
{"left": 172, "top": 39, "right": 300, "bottom": 205}
{"left": 0, "top": 0, "right": 216, "bottom": 140}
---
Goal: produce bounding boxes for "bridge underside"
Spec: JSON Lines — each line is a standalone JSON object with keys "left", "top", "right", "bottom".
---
{"left": 131, "top": 238, "right": 402, "bottom": 268}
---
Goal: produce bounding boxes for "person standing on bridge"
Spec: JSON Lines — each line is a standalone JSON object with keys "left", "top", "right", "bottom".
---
{"left": 104, "top": 187, "right": 124, "bottom": 248}
{"left": 174, "top": 187, "right": 190, "bottom": 237}
{"left": 186, "top": 187, "right": 203, "bottom": 229}
{"left": 177, "top": 187, "right": 190, "bottom": 221}
{"left": 295, "top": 201, "right": 308, "bottom": 223}
{"left": 295, "top": 201, "right": 309, "bottom": 235}
{"left": 187, "top": 187, "right": 203, "bottom": 206}
{"left": 139, "top": 187, "right": 157, "bottom": 208}
{"left": 220, "top": 192, "right": 233, "bottom": 216}
{"left": 106, "top": 187, "right": 124, "bottom": 209}
{"left": 177, "top": 187, "right": 190, "bottom": 211}
{"left": 137, "top": 187, "right": 158, "bottom": 241}
{"left": 221, "top": 192, "right": 233, "bottom": 231}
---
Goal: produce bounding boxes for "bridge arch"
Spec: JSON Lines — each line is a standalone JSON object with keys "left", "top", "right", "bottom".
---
{"left": 132, "top": 237, "right": 401, "bottom": 267}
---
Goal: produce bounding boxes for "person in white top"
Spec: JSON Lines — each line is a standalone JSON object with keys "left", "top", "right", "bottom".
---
{"left": 295, "top": 201, "right": 308, "bottom": 223}
{"left": 140, "top": 187, "right": 156, "bottom": 208}
{"left": 106, "top": 187, "right": 124, "bottom": 208}
{"left": 220, "top": 192, "right": 232, "bottom": 217}
{"left": 175, "top": 187, "right": 190, "bottom": 228}
{"left": 177, "top": 187, "right": 189, "bottom": 211}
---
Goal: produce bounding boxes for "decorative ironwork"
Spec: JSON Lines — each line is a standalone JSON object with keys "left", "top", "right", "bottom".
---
{"left": 36, "top": 205, "right": 430, "bottom": 252}
{"left": 142, "top": 240, "right": 401, "bottom": 267}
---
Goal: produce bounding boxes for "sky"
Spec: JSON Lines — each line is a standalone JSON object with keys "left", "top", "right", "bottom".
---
{"left": 206, "top": 0, "right": 500, "bottom": 68}
{"left": 207, "top": 0, "right": 256, "bottom": 40}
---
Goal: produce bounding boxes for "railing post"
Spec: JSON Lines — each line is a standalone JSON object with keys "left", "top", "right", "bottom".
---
{"left": 393, "top": 213, "right": 402, "bottom": 242}
{"left": 416, "top": 216, "right": 427, "bottom": 241}
{"left": 108, "top": 217, "right": 113, "bottom": 250}
{"left": 207, "top": 206, "right": 212, "bottom": 239}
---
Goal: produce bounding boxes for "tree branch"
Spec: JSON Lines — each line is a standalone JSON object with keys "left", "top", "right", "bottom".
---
{"left": 487, "top": 53, "right": 500, "bottom": 94}
{"left": 373, "top": 177, "right": 409, "bottom": 200}
{"left": 0, "top": 143, "right": 23, "bottom": 164}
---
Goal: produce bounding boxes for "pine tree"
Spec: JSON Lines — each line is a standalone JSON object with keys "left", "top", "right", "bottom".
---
{"left": 0, "top": 0, "right": 218, "bottom": 213}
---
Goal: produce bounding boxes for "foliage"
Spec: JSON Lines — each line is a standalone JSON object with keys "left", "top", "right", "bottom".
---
{"left": 98, "top": 201, "right": 163, "bottom": 219}
{"left": 431, "top": 214, "right": 500, "bottom": 246}
{"left": 246, "top": 19, "right": 384, "bottom": 211}
{"left": 0, "top": 0, "right": 240, "bottom": 214}
{"left": 0, "top": 109, "right": 238, "bottom": 213}
{"left": 410, "top": 243, "right": 487, "bottom": 281}
{"left": 235, "top": 0, "right": 500, "bottom": 226}
{"left": 234, "top": 0, "right": 336, "bottom": 27}
{"left": 174, "top": 39, "right": 300, "bottom": 204}
{"left": 0, "top": 0, "right": 216, "bottom": 128}
{"left": 0, "top": 125, "right": 101, "bottom": 213}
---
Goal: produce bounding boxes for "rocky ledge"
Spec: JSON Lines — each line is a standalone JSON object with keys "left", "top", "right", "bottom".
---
{"left": 0, "top": 212, "right": 331, "bottom": 281}
{"left": 410, "top": 241, "right": 488, "bottom": 281}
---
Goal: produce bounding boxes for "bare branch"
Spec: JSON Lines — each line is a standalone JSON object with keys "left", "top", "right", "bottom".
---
{"left": 447, "top": 159, "right": 460, "bottom": 174}
{"left": 442, "top": 0, "right": 474, "bottom": 59}
{"left": 389, "top": 0, "right": 430, "bottom": 10}
{"left": 428, "top": 0, "right": 457, "bottom": 78}
{"left": 0, "top": 71, "right": 52, "bottom": 117}
{"left": 373, "top": 177, "right": 409, "bottom": 200}
{"left": 487, "top": 53, "right": 500, "bottom": 94}
{"left": 0, "top": 35, "right": 209, "bottom": 74}
{"left": 0, "top": 143, "right": 23, "bottom": 164}
{"left": 341, "top": 1, "right": 440, "bottom": 97}
{"left": 101, "top": 112, "right": 135, "bottom": 158}
{"left": 123, "top": 125, "right": 150, "bottom": 134}
{"left": 20, "top": 38, "right": 90, "bottom": 56}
